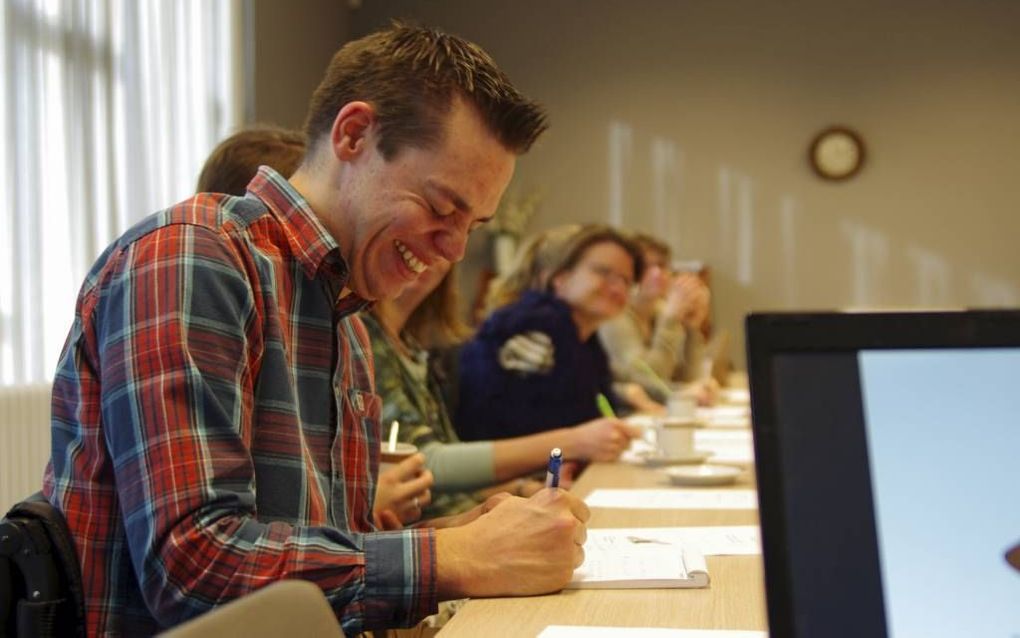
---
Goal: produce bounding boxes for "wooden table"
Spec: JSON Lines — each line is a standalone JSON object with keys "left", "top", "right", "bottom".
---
{"left": 438, "top": 455, "right": 767, "bottom": 636}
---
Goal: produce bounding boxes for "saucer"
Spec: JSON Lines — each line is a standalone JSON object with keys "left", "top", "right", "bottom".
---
{"left": 665, "top": 464, "right": 742, "bottom": 486}
{"left": 639, "top": 450, "right": 713, "bottom": 467}
{"left": 658, "top": 417, "right": 706, "bottom": 429}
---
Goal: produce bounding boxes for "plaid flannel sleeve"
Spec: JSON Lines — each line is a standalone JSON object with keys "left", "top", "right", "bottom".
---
{"left": 94, "top": 224, "right": 436, "bottom": 632}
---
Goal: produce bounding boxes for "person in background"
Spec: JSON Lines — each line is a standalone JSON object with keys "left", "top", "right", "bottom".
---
{"left": 479, "top": 225, "right": 665, "bottom": 416}
{"left": 456, "top": 224, "right": 651, "bottom": 441}
{"left": 44, "top": 23, "right": 589, "bottom": 636}
{"left": 195, "top": 125, "right": 306, "bottom": 194}
{"left": 365, "top": 260, "right": 638, "bottom": 519}
{"left": 195, "top": 124, "right": 435, "bottom": 529}
{"left": 598, "top": 233, "right": 716, "bottom": 404}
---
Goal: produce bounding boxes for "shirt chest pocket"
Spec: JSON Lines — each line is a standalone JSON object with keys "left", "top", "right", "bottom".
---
{"left": 339, "top": 386, "right": 382, "bottom": 451}
{"left": 326, "top": 387, "right": 382, "bottom": 530}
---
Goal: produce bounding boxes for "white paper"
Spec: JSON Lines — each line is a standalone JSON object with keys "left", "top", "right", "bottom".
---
{"left": 620, "top": 431, "right": 754, "bottom": 465}
{"left": 721, "top": 388, "right": 751, "bottom": 404}
{"left": 538, "top": 627, "right": 767, "bottom": 638}
{"left": 696, "top": 404, "right": 751, "bottom": 429}
{"left": 585, "top": 488, "right": 758, "bottom": 510}
{"left": 570, "top": 529, "right": 696, "bottom": 587}
{"left": 695, "top": 429, "right": 752, "bottom": 444}
{"left": 594, "top": 526, "right": 761, "bottom": 556}
{"left": 695, "top": 430, "right": 755, "bottom": 464}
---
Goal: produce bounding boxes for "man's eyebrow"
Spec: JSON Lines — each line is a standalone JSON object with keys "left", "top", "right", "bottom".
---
{"left": 427, "top": 180, "right": 472, "bottom": 215}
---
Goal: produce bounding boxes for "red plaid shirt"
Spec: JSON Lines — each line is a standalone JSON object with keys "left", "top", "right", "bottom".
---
{"left": 44, "top": 167, "right": 437, "bottom": 635}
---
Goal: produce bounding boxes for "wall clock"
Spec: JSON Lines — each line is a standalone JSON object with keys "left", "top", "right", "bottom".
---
{"left": 808, "top": 126, "right": 865, "bottom": 181}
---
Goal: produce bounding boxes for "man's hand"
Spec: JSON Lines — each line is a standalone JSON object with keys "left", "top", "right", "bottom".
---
{"left": 423, "top": 491, "right": 513, "bottom": 530}
{"left": 373, "top": 453, "right": 433, "bottom": 530}
{"left": 434, "top": 488, "right": 590, "bottom": 598}
{"left": 569, "top": 417, "right": 642, "bottom": 462}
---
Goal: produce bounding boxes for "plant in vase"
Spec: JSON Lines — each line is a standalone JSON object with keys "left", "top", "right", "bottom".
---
{"left": 488, "top": 189, "right": 542, "bottom": 275}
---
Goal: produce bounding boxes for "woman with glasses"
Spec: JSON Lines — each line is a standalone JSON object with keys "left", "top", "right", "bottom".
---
{"left": 456, "top": 224, "right": 653, "bottom": 441}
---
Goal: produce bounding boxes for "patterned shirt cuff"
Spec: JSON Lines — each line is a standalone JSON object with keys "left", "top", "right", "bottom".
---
{"left": 362, "top": 527, "right": 438, "bottom": 629}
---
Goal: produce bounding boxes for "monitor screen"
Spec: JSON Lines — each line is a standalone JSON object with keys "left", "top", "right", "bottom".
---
{"left": 747, "top": 312, "right": 1020, "bottom": 638}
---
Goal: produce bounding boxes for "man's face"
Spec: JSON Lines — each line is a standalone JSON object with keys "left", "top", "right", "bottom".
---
{"left": 336, "top": 98, "right": 516, "bottom": 301}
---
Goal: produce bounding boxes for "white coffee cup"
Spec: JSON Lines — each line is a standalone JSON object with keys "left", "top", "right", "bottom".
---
{"left": 667, "top": 394, "right": 697, "bottom": 419}
{"left": 655, "top": 417, "right": 697, "bottom": 459}
{"left": 379, "top": 442, "right": 418, "bottom": 475}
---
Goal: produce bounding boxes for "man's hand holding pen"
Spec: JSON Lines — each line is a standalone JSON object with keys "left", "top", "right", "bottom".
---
{"left": 434, "top": 486, "right": 590, "bottom": 598}
{"left": 432, "top": 448, "right": 589, "bottom": 598}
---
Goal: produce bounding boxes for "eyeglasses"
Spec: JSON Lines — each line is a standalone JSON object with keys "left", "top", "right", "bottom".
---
{"left": 582, "top": 262, "right": 634, "bottom": 289}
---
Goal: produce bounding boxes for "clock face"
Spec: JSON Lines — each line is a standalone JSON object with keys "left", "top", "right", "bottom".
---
{"left": 809, "top": 126, "right": 865, "bottom": 180}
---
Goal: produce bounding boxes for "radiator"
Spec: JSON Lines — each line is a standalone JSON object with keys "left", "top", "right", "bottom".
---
{"left": 0, "top": 383, "right": 52, "bottom": 513}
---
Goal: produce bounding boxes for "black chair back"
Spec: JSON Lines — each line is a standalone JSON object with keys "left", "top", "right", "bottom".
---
{"left": 0, "top": 492, "right": 85, "bottom": 637}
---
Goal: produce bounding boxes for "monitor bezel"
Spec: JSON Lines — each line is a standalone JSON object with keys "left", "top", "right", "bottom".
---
{"left": 745, "top": 309, "right": 1020, "bottom": 637}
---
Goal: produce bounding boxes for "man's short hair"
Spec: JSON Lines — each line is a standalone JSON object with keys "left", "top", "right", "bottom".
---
{"left": 304, "top": 22, "right": 547, "bottom": 160}
{"left": 197, "top": 125, "right": 306, "bottom": 196}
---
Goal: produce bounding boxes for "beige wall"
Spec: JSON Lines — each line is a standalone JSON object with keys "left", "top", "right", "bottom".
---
{"left": 342, "top": 0, "right": 1020, "bottom": 365}
{"left": 251, "top": 0, "right": 350, "bottom": 129}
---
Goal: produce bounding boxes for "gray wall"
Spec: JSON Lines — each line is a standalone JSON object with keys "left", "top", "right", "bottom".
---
{"left": 342, "top": 0, "right": 1020, "bottom": 365}
{"left": 251, "top": 0, "right": 350, "bottom": 128}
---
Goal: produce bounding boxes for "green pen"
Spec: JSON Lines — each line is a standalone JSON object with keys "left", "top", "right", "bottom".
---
{"left": 633, "top": 359, "right": 674, "bottom": 398}
{"left": 596, "top": 392, "right": 617, "bottom": 419}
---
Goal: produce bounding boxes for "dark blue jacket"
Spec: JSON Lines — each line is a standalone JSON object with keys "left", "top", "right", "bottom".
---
{"left": 455, "top": 291, "right": 614, "bottom": 440}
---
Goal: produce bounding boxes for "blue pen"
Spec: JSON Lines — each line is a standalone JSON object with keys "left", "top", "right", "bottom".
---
{"left": 545, "top": 447, "right": 563, "bottom": 488}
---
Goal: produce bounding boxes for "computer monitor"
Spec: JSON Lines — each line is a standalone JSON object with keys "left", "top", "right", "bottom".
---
{"left": 746, "top": 311, "right": 1020, "bottom": 638}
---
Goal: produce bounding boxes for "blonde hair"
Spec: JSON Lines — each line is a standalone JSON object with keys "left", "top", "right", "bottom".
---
{"left": 483, "top": 225, "right": 578, "bottom": 314}
{"left": 484, "top": 224, "right": 643, "bottom": 316}
{"left": 403, "top": 266, "right": 472, "bottom": 348}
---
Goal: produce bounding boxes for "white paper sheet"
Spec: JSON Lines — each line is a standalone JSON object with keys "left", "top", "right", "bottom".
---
{"left": 696, "top": 404, "right": 751, "bottom": 429}
{"left": 569, "top": 529, "right": 703, "bottom": 588}
{"left": 585, "top": 488, "right": 758, "bottom": 510}
{"left": 538, "top": 627, "right": 767, "bottom": 638}
{"left": 694, "top": 430, "right": 755, "bottom": 464}
{"left": 720, "top": 388, "right": 751, "bottom": 404}
{"left": 593, "top": 525, "right": 761, "bottom": 556}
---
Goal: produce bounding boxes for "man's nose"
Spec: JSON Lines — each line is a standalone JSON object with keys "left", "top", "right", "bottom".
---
{"left": 433, "top": 227, "right": 469, "bottom": 263}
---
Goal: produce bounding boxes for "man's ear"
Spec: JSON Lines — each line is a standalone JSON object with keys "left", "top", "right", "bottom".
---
{"left": 330, "top": 101, "right": 376, "bottom": 162}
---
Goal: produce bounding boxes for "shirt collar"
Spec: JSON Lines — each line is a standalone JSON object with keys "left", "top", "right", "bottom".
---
{"left": 247, "top": 166, "right": 371, "bottom": 313}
